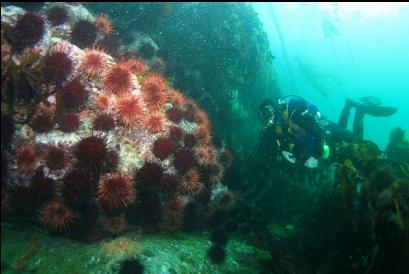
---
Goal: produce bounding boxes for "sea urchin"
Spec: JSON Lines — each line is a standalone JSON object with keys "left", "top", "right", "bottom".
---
{"left": 40, "top": 201, "right": 75, "bottom": 231}
{"left": 141, "top": 73, "right": 168, "bottom": 111}
{"left": 12, "top": 12, "right": 45, "bottom": 52}
{"left": 144, "top": 113, "right": 165, "bottom": 134}
{"left": 115, "top": 93, "right": 145, "bottom": 128}
{"left": 46, "top": 6, "right": 69, "bottom": 26}
{"left": 95, "top": 14, "right": 113, "bottom": 36}
{"left": 73, "top": 136, "right": 108, "bottom": 171}
{"left": 80, "top": 48, "right": 109, "bottom": 79}
{"left": 152, "top": 137, "right": 175, "bottom": 160}
{"left": 103, "top": 63, "right": 133, "bottom": 95}
{"left": 42, "top": 46, "right": 73, "bottom": 85}
{"left": 180, "top": 169, "right": 201, "bottom": 196}
{"left": 97, "top": 171, "right": 135, "bottom": 212}
{"left": 44, "top": 145, "right": 70, "bottom": 171}
{"left": 71, "top": 19, "right": 98, "bottom": 49}
{"left": 15, "top": 144, "right": 38, "bottom": 174}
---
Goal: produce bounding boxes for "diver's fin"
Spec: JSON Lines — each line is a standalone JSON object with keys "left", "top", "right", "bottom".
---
{"left": 357, "top": 104, "right": 397, "bottom": 117}
{"left": 358, "top": 96, "right": 382, "bottom": 106}
{"left": 347, "top": 96, "right": 397, "bottom": 117}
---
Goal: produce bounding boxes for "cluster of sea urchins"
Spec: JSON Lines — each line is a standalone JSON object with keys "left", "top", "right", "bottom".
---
{"left": 1, "top": 5, "right": 232, "bottom": 238}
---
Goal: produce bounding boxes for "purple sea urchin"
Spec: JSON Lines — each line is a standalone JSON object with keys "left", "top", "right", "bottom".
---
{"left": 58, "top": 113, "right": 80, "bottom": 133}
{"left": 47, "top": 6, "right": 69, "bottom": 26}
{"left": 93, "top": 112, "right": 115, "bottom": 131}
{"left": 62, "top": 79, "right": 88, "bottom": 109}
{"left": 73, "top": 136, "right": 108, "bottom": 172}
{"left": 12, "top": 12, "right": 45, "bottom": 52}
{"left": 71, "top": 19, "right": 98, "bottom": 49}
{"left": 43, "top": 47, "right": 73, "bottom": 85}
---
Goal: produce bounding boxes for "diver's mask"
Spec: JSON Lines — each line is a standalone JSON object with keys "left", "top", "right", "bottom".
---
{"left": 260, "top": 105, "right": 275, "bottom": 123}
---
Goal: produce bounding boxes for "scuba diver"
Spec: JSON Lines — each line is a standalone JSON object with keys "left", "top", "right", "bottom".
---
{"left": 257, "top": 95, "right": 397, "bottom": 168}
{"left": 385, "top": 127, "right": 409, "bottom": 164}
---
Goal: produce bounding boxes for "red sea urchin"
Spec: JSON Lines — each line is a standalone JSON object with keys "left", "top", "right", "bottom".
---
{"left": 194, "top": 145, "right": 218, "bottom": 166}
{"left": 102, "top": 214, "right": 127, "bottom": 235}
{"left": 182, "top": 102, "right": 196, "bottom": 122}
{"left": 103, "top": 63, "right": 133, "bottom": 95}
{"left": 80, "top": 48, "right": 109, "bottom": 79}
{"left": 169, "top": 89, "right": 187, "bottom": 108}
{"left": 124, "top": 58, "right": 145, "bottom": 75}
{"left": 141, "top": 73, "right": 168, "bottom": 111}
{"left": 180, "top": 169, "right": 202, "bottom": 196}
{"left": 94, "top": 93, "right": 111, "bottom": 110}
{"left": 95, "top": 14, "right": 113, "bottom": 36}
{"left": 12, "top": 12, "right": 45, "bottom": 52}
{"left": 40, "top": 201, "right": 75, "bottom": 231}
{"left": 195, "top": 125, "right": 212, "bottom": 145}
{"left": 97, "top": 171, "right": 135, "bottom": 212}
{"left": 144, "top": 113, "right": 165, "bottom": 134}
{"left": 73, "top": 136, "right": 108, "bottom": 171}
{"left": 195, "top": 109, "right": 211, "bottom": 128}
{"left": 115, "top": 93, "right": 145, "bottom": 128}
{"left": 15, "top": 144, "right": 38, "bottom": 174}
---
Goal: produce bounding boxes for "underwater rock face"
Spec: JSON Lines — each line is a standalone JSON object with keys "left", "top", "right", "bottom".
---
{"left": 1, "top": 4, "right": 228, "bottom": 238}
{"left": 85, "top": 2, "right": 279, "bottom": 158}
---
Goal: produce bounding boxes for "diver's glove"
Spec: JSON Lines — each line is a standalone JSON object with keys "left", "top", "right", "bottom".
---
{"left": 322, "top": 142, "right": 330, "bottom": 159}
{"left": 282, "top": 151, "right": 296, "bottom": 164}
{"left": 304, "top": 156, "right": 318, "bottom": 168}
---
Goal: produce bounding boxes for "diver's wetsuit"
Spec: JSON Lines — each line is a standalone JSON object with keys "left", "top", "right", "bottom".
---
{"left": 257, "top": 95, "right": 396, "bottom": 168}
{"left": 336, "top": 101, "right": 364, "bottom": 141}
{"left": 272, "top": 96, "right": 361, "bottom": 160}
{"left": 279, "top": 96, "right": 325, "bottom": 159}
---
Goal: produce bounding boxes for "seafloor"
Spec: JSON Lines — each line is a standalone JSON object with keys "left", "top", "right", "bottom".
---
{"left": 1, "top": 223, "right": 275, "bottom": 274}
